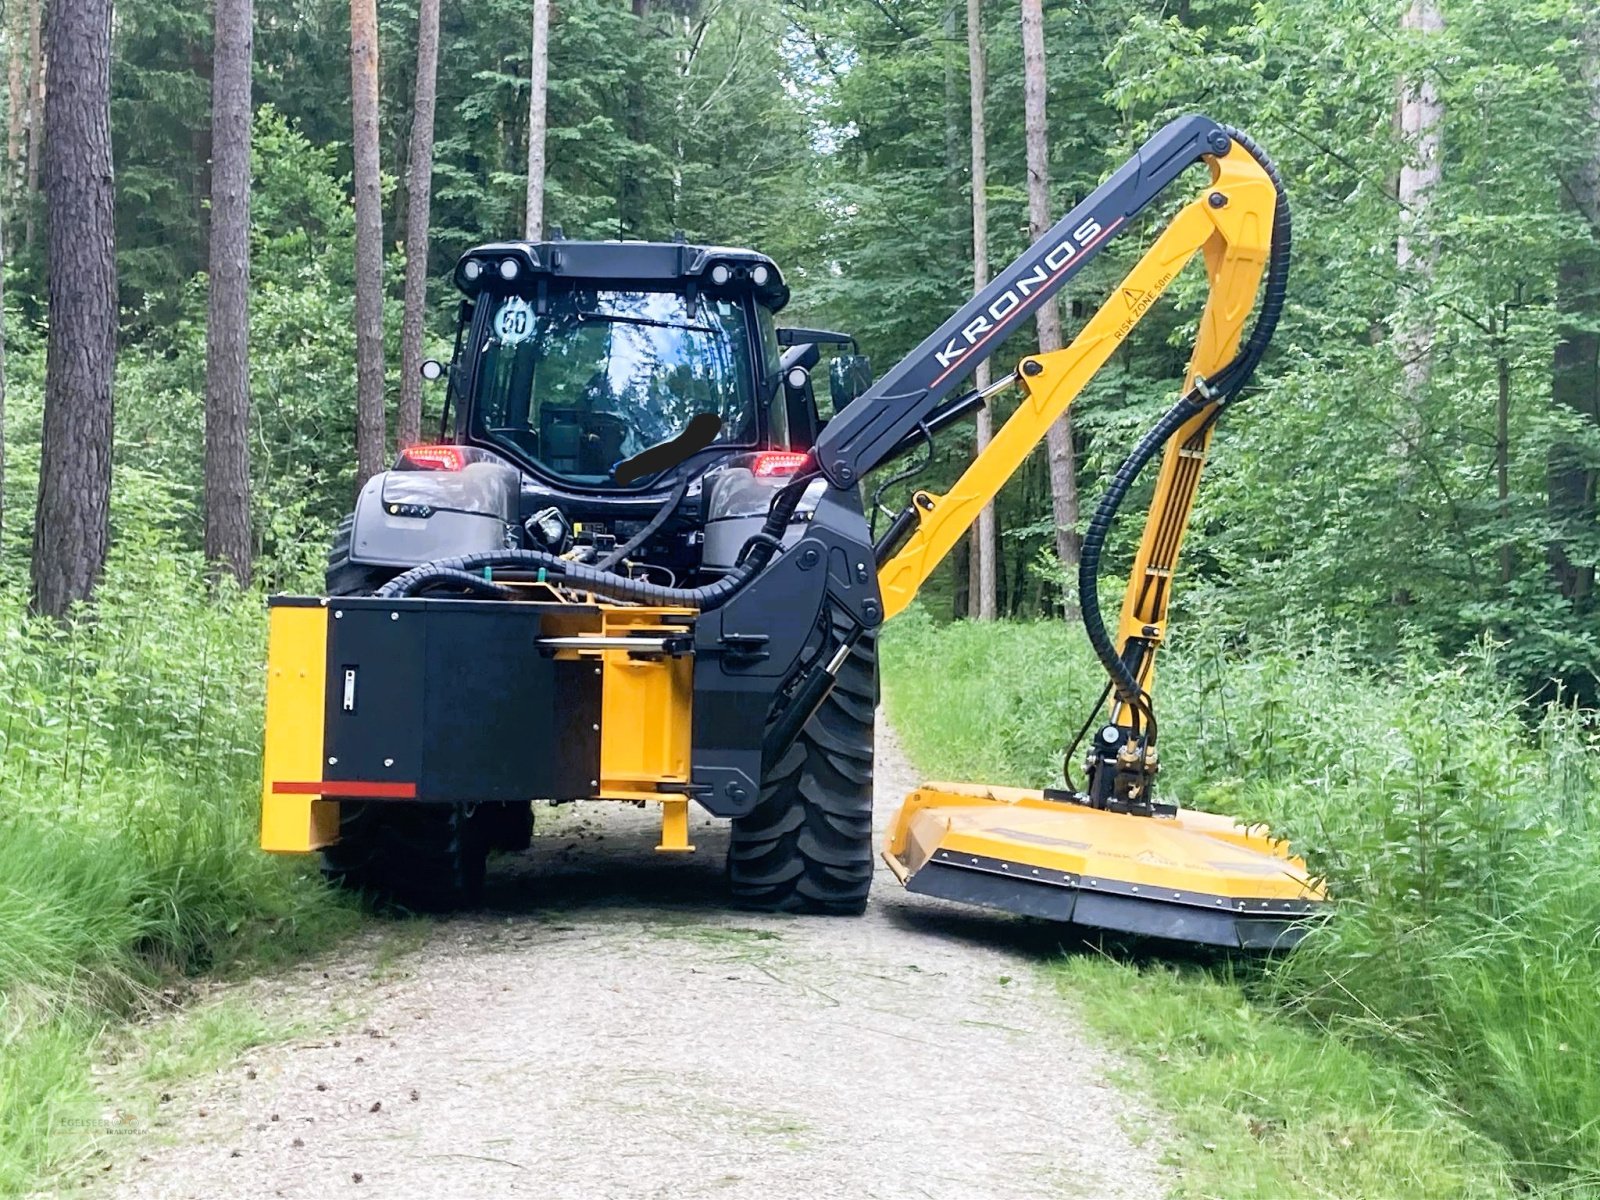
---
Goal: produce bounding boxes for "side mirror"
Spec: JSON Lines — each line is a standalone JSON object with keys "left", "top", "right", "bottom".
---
{"left": 420, "top": 358, "right": 445, "bottom": 381}
{"left": 828, "top": 354, "right": 872, "bottom": 411}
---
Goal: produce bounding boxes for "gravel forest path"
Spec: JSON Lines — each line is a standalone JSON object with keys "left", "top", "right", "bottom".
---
{"left": 107, "top": 720, "right": 1170, "bottom": 1200}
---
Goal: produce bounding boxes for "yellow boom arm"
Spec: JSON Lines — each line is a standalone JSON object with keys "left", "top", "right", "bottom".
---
{"left": 876, "top": 139, "right": 1277, "bottom": 645}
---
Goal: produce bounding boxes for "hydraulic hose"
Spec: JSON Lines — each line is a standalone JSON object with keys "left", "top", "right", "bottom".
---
{"left": 402, "top": 567, "right": 520, "bottom": 600}
{"left": 375, "top": 465, "right": 818, "bottom": 610}
{"left": 594, "top": 474, "right": 692, "bottom": 574}
{"left": 1077, "top": 393, "right": 1205, "bottom": 737}
{"left": 1075, "top": 126, "right": 1292, "bottom": 743}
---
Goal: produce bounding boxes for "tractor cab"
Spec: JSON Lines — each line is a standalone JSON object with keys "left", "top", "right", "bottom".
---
{"left": 431, "top": 239, "right": 869, "bottom": 490}
{"left": 336, "top": 239, "right": 873, "bottom": 596}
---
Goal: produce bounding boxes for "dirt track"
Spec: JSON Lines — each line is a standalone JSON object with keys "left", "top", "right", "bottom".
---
{"left": 107, "top": 721, "right": 1170, "bottom": 1199}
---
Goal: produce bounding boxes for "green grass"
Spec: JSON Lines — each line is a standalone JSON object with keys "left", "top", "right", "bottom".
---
{"left": 881, "top": 609, "right": 1600, "bottom": 1198}
{"left": 1056, "top": 958, "right": 1513, "bottom": 1198}
{"left": 0, "top": 544, "right": 359, "bottom": 1195}
{"left": 124, "top": 994, "right": 317, "bottom": 1087}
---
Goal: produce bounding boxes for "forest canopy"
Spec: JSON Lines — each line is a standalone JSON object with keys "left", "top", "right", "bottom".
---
{"left": 0, "top": 0, "right": 1595, "bottom": 698}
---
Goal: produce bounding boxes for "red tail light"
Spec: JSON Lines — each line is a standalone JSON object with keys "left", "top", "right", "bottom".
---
{"left": 401, "top": 444, "right": 467, "bottom": 471}
{"left": 751, "top": 450, "right": 810, "bottom": 478}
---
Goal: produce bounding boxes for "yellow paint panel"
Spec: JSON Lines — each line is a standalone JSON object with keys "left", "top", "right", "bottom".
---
{"left": 259, "top": 603, "right": 339, "bottom": 853}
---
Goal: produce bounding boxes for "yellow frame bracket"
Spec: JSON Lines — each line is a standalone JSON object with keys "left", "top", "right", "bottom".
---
{"left": 657, "top": 795, "right": 695, "bottom": 853}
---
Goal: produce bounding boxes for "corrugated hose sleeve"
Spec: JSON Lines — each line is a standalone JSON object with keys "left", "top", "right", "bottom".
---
{"left": 374, "top": 467, "right": 818, "bottom": 611}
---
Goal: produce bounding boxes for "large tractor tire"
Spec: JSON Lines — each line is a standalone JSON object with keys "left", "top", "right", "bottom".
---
{"left": 317, "top": 512, "right": 520, "bottom": 912}
{"left": 727, "top": 608, "right": 877, "bottom": 915}
{"left": 320, "top": 802, "right": 492, "bottom": 912}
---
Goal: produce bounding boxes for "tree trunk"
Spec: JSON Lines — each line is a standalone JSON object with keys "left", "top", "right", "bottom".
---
{"left": 618, "top": 0, "right": 651, "bottom": 237}
{"left": 524, "top": 0, "right": 549, "bottom": 240}
{"left": 1396, "top": 0, "right": 1443, "bottom": 400}
{"left": 1020, "top": 0, "right": 1078, "bottom": 616}
{"left": 967, "top": 0, "right": 996, "bottom": 620}
{"left": 398, "top": 0, "right": 441, "bottom": 451}
{"left": 7, "top": 0, "right": 26, "bottom": 186}
{"left": 1494, "top": 320, "right": 1512, "bottom": 588}
{"left": 0, "top": 189, "right": 7, "bottom": 538}
{"left": 23, "top": 0, "right": 41, "bottom": 250}
{"left": 1549, "top": 11, "right": 1600, "bottom": 607}
{"left": 349, "top": 0, "right": 386, "bottom": 489}
{"left": 204, "top": 0, "right": 253, "bottom": 586}
{"left": 32, "top": 0, "right": 116, "bottom": 618}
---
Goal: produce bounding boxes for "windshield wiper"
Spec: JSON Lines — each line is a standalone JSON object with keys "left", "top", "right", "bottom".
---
{"left": 574, "top": 309, "right": 717, "bottom": 335}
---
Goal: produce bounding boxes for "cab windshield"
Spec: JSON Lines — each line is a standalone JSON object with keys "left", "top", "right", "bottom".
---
{"left": 472, "top": 287, "right": 758, "bottom": 484}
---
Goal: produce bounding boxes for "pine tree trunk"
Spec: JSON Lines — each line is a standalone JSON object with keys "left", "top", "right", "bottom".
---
{"left": 204, "top": 0, "right": 253, "bottom": 586}
{"left": 349, "top": 0, "right": 386, "bottom": 489}
{"left": 618, "top": 0, "right": 650, "bottom": 237}
{"left": 23, "top": 0, "right": 41, "bottom": 251}
{"left": 0, "top": 190, "right": 6, "bottom": 539}
{"left": 1396, "top": 0, "right": 1443, "bottom": 401}
{"left": 1549, "top": 11, "right": 1600, "bottom": 607}
{"left": 31, "top": 0, "right": 116, "bottom": 618}
{"left": 524, "top": 0, "right": 549, "bottom": 241}
{"left": 1020, "top": 0, "right": 1079, "bottom": 616}
{"left": 6, "top": 2, "right": 25, "bottom": 185}
{"left": 968, "top": 0, "right": 996, "bottom": 620}
{"left": 398, "top": 0, "right": 441, "bottom": 451}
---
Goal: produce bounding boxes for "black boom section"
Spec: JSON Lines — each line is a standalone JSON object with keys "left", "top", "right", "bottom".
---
{"left": 813, "top": 113, "right": 1232, "bottom": 486}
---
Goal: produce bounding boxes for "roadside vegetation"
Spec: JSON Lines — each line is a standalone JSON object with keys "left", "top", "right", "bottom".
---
{"left": 0, "top": 519, "right": 355, "bottom": 1192}
{"left": 0, "top": 0, "right": 1595, "bottom": 1195}
{"left": 882, "top": 610, "right": 1600, "bottom": 1197}
{"left": 0, "top": 113, "right": 371, "bottom": 1193}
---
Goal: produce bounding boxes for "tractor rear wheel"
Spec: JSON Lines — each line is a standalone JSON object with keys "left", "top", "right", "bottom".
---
{"left": 320, "top": 802, "right": 491, "bottom": 912}
{"left": 318, "top": 512, "right": 505, "bottom": 911}
{"left": 727, "top": 608, "right": 877, "bottom": 915}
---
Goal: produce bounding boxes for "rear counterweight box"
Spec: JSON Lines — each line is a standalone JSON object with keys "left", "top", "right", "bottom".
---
{"left": 262, "top": 596, "right": 605, "bottom": 850}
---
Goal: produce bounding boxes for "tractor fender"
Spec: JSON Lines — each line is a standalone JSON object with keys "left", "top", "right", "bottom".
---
{"left": 346, "top": 462, "right": 521, "bottom": 569}
{"left": 700, "top": 471, "right": 824, "bottom": 573}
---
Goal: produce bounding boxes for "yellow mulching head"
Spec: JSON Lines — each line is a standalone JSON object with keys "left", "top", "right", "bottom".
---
{"left": 884, "top": 783, "right": 1328, "bottom": 950}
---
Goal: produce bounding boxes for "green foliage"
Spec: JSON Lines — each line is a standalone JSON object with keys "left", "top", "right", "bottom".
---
{"left": 772, "top": 0, "right": 1600, "bottom": 696}
{"left": 1096, "top": 0, "right": 1600, "bottom": 697}
{"left": 1054, "top": 957, "right": 1515, "bottom": 1199}
{"left": 104, "top": 108, "right": 363, "bottom": 584}
{"left": 0, "top": 0, "right": 1596, "bottom": 1186}
{"left": 0, "top": 503, "right": 354, "bottom": 1191}
{"left": 881, "top": 613, "right": 1600, "bottom": 1194}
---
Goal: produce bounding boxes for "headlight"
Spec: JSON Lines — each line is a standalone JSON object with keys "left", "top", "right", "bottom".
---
{"left": 710, "top": 263, "right": 732, "bottom": 286}
{"left": 462, "top": 259, "right": 483, "bottom": 282}
{"left": 751, "top": 264, "right": 770, "bottom": 286}
{"left": 499, "top": 258, "right": 521, "bottom": 281}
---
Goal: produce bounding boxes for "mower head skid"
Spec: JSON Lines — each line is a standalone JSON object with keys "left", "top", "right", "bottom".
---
{"left": 884, "top": 784, "right": 1328, "bottom": 950}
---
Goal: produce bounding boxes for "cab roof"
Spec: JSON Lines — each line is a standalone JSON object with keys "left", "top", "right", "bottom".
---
{"left": 452, "top": 239, "right": 789, "bottom": 312}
